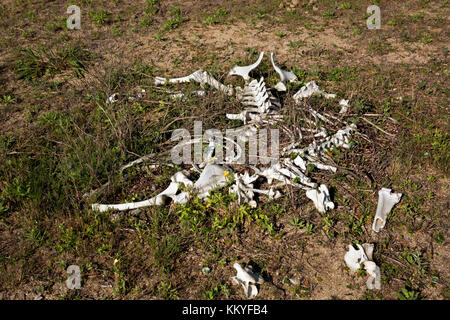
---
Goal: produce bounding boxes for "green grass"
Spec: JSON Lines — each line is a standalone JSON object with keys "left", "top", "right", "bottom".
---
{"left": 15, "top": 42, "right": 93, "bottom": 80}
{"left": 90, "top": 9, "right": 111, "bottom": 26}
{"left": 202, "top": 8, "right": 229, "bottom": 25}
{"left": 163, "top": 7, "right": 183, "bottom": 31}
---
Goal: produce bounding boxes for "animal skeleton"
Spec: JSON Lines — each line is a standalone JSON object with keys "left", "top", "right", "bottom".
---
{"left": 91, "top": 52, "right": 358, "bottom": 214}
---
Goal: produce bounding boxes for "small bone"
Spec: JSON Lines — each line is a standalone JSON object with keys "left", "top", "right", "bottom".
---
{"left": 372, "top": 188, "right": 402, "bottom": 232}
{"left": 305, "top": 184, "right": 334, "bottom": 213}
{"left": 106, "top": 93, "right": 119, "bottom": 104}
{"left": 339, "top": 99, "right": 350, "bottom": 114}
{"left": 293, "top": 81, "right": 336, "bottom": 103}
{"left": 92, "top": 164, "right": 232, "bottom": 212}
{"left": 228, "top": 52, "right": 264, "bottom": 81}
{"left": 344, "top": 244, "right": 381, "bottom": 290}
{"left": 344, "top": 244, "right": 369, "bottom": 270}
{"left": 193, "top": 163, "right": 231, "bottom": 198}
{"left": 231, "top": 263, "right": 264, "bottom": 299}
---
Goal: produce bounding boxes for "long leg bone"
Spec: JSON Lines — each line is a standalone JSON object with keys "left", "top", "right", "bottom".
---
{"left": 155, "top": 69, "right": 233, "bottom": 95}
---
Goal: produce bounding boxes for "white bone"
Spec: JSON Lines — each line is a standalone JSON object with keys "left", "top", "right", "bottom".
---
{"left": 339, "top": 99, "right": 350, "bottom": 114}
{"left": 305, "top": 184, "right": 334, "bottom": 213}
{"left": 344, "top": 244, "right": 368, "bottom": 270}
{"left": 155, "top": 70, "right": 232, "bottom": 95}
{"left": 91, "top": 178, "right": 190, "bottom": 212}
{"left": 372, "top": 188, "right": 402, "bottom": 232}
{"left": 194, "top": 164, "right": 231, "bottom": 198}
{"left": 293, "top": 155, "right": 307, "bottom": 171}
{"left": 293, "top": 81, "right": 336, "bottom": 103}
{"left": 106, "top": 93, "right": 119, "bottom": 104}
{"left": 231, "top": 263, "right": 264, "bottom": 299}
{"left": 92, "top": 164, "right": 232, "bottom": 212}
{"left": 270, "top": 52, "right": 298, "bottom": 91}
{"left": 228, "top": 52, "right": 264, "bottom": 81}
{"left": 344, "top": 244, "right": 381, "bottom": 290}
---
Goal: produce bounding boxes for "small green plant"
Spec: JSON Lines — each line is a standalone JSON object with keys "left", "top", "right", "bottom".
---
{"left": 203, "top": 8, "right": 229, "bottom": 25}
{"left": 322, "top": 9, "right": 336, "bottom": 18}
{"left": 339, "top": 2, "right": 352, "bottom": 9}
{"left": 410, "top": 12, "right": 425, "bottom": 22}
{"left": 288, "top": 40, "right": 305, "bottom": 49}
{"left": 90, "top": 9, "right": 111, "bottom": 26}
{"left": 290, "top": 284, "right": 310, "bottom": 298}
{"left": 397, "top": 287, "right": 420, "bottom": 300}
{"left": 158, "top": 281, "right": 179, "bottom": 300}
{"left": 290, "top": 218, "right": 316, "bottom": 234}
{"left": 163, "top": 8, "right": 183, "bottom": 31}
{"left": 420, "top": 33, "right": 433, "bottom": 44}
{"left": 204, "top": 283, "right": 230, "bottom": 299}
{"left": 0, "top": 95, "right": 17, "bottom": 104}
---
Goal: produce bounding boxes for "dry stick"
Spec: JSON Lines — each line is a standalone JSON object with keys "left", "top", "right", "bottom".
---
{"left": 381, "top": 253, "right": 409, "bottom": 269}
{"left": 361, "top": 117, "right": 396, "bottom": 137}
{"left": 393, "top": 110, "right": 416, "bottom": 123}
{"left": 363, "top": 113, "right": 398, "bottom": 124}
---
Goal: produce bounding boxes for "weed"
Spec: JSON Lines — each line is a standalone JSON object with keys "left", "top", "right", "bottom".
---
{"left": 289, "top": 218, "right": 316, "bottom": 234}
{"left": 90, "top": 10, "right": 111, "bottom": 26}
{"left": 158, "top": 281, "right": 179, "bottom": 299}
{"left": 203, "top": 8, "right": 229, "bottom": 25}
{"left": 0, "top": 95, "right": 17, "bottom": 104}
{"left": 204, "top": 283, "right": 230, "bottom": 299}
{"left": 163, "top": 8, "right": 183, "bottom": 31}
{"left": 397, "top": 287, "right": 420, "bottom": 300}
{"left": 15, "top": 43, "right": 92, "bottom": 80}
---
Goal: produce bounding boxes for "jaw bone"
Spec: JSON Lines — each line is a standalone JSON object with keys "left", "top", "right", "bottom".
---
{"left": 228, "top": 51, "right": 264, "bottom": 81}
{"left": 270, "top": 52, "right": 298, "bottom": 91}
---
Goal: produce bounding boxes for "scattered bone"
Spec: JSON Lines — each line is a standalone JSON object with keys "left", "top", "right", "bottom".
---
{"left": 155, "top": 69, "right": 233, "bottom": 95}
{"left": 99, "top": 53, "right": 358, "bottom": 217}
{"left": 344, "top": 244, "right": 381, "bottom": 290}
{"left": 306, "top": 184, "right": 334, "bottom": 213}
{"left": 106, "top": 93, "right": 119, "bottom": 104}
{"left": 231, "top": 263, "right": 264, "bottom": 299}
{"left": 293, "top": 81, "right": 336, "bottom": 102}
{"left": 169, "top": 90, "right": 205, "bottom": 100}
{"left": 228, "top": 52, "right": 264, "bottom": 81}
{"left": 92, "top": 164, "right": 232, "bottom": 212}
{"left": 339, "top": 99, "right": 350, "bottom": 114}
{"left": 372, "top": 188, "right": 402, "bottom": 232}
